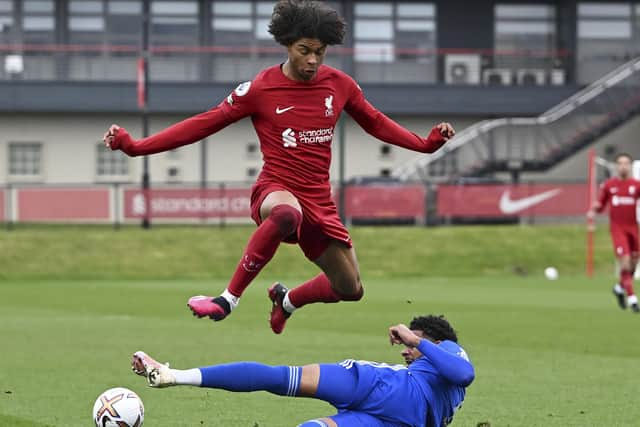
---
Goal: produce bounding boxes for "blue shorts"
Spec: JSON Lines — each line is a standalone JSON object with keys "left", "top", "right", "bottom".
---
{"left": 309, "top": 360, "right": 424, "bottom": 427}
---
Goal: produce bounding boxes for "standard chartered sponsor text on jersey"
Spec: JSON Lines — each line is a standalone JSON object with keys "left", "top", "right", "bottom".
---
{"left": 150, "top": 196, "right": 250, "bottom": 213}
{"left": 297, "top": 127, "right": 334, "bottom": 145}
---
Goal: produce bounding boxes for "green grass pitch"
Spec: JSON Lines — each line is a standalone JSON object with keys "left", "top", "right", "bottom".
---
{"left": 1, "top": 225, "right": 639, "bottom": 426}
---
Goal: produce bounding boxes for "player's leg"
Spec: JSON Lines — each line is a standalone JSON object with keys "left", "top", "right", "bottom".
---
{"left": 188, "top": 190, "right": 302, "bottom": 320}
{"left": 270, "top": 241, "right": 364, "bottom": 333}
{"left": 131, "top": 352, "right": 363, "bottom": 404}
{"left": 619, "top": 253, "right": 638, "bottom": 310}
{"left": 611, "top": 227, "right": 631, "bottom": 309}
{"left": 624, "top": 229, "right": 639, "bottom": 312}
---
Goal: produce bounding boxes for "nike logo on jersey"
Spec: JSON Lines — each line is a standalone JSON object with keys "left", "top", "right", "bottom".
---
{"left": 276, "top": 106, "right": 295, "bottom": 114}
{"left": 499, "top": 189, "right": 562, "bottom": 214}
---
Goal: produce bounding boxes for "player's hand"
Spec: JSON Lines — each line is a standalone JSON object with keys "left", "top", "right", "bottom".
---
{"left": 436, "top": 122, "right": 455, "bottom": 140}
{"left": 103, "top": 124, "right": 121, "bottom": 149}
{"left": 389, "top": 324, "right": 421, "bottom": 348}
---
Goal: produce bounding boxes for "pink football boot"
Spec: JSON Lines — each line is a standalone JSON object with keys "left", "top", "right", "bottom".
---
{"left": 187, "top": 295, "right": 230, "bottom": 321}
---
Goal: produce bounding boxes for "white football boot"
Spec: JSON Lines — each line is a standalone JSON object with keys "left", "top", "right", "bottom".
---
{"left": 131, "top": 351, "right": 176, "bottom": 388}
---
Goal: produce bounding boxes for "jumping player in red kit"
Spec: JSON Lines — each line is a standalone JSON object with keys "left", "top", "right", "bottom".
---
{"left": 103, "top": 0, "right": 454, "bottom": 333}
{"left": 588, "top": 153, "right": 640, "bottom": 312}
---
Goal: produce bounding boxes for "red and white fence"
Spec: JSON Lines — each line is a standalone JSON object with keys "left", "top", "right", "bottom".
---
{"left": 0, "top": 181, "right": 600, "bottom": 225}
{"left": 123, "top": 187, "right": 252, "bottom": 221}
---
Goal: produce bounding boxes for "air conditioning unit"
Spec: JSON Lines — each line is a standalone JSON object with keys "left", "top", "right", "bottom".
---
{"left": 550, "top": 68, "right": 566, "bottom": 85}
{"left": 516, "top": 69, "right": 546, "bottom": 86}
{"left": 482, "top": 68, "right": 513, "bottom": 85}
{"left": 4, "top": 54, "right": 23, "bottom": 75}
{"left": 444, "top": 54, "right": 481, "bottom": 85}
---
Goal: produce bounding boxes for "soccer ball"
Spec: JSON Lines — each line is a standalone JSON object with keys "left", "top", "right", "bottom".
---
{"left": 544, "top": 266, "right": 559, "bottom": 281}
{"left": 92, "top": 387, "right": 144, "bottom": 427}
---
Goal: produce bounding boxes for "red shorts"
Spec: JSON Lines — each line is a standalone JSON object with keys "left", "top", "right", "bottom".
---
{"left": 610, "top": 224, "right": 639, "bottom": 257}
{"left": 250, "top": 178, "right": 352, "bottom": 260}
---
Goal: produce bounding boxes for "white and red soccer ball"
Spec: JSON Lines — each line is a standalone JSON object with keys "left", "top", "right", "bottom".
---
{"left": 92, "top": 387, "right": 144, "bottom": 427}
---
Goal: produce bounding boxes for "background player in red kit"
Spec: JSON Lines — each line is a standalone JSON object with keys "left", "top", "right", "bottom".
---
{"left": 103, "top": 0, "right": 455, "bottom": 333}
{"left": 589, "top": 153, "right": 640, "bottom": 312}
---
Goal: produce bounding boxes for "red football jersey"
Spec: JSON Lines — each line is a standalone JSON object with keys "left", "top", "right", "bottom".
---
{"left": 597, "top": 177, "right": 640, "bottom": 226}
{"left": 111, "top": 64, "right": 446, "bottom": 192}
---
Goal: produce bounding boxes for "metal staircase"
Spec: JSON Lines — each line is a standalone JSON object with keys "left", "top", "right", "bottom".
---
{"left": 393, "top": 57, "right": 640, "bottom": 182}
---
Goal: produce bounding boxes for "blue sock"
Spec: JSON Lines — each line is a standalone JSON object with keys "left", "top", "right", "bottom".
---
{"left": 199, "top": 362, "right": 302, "bottom": 397}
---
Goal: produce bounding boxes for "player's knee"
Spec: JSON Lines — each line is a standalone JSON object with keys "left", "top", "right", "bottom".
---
{"left": 270, "top": 204, "right": 302, "bottom": 236}
{"left": 340, "top": 284, "right": 364, "bottom": 301}
{"left": 336, "top": 277, "right": 364, "bottom": 301}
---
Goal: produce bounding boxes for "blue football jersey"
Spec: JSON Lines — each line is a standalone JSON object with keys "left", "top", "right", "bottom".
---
{"left": 408, "top": 340, "right": 474, "bottom": 426}
{"left": 338, "top": 340, "right": 474, "bottom": 427}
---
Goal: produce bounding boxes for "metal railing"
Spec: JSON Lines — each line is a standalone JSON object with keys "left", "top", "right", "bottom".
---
{"left": 0, "top": 43, "right": 571, "bottom": 86}
{"left": 393, "top": 56, "right": 640, "bottom": 181}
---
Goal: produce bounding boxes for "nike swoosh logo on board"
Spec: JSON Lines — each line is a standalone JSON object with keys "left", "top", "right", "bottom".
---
{"left": 499, "top": 189, "right": 562, "bottom": 214}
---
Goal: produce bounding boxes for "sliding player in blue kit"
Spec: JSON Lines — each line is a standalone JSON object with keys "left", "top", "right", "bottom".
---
{"left": 131, "top": 315, "right": 474, "bottom": 426}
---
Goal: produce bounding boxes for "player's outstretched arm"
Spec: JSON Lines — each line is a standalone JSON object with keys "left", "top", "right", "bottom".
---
{"left": 389, "top": 324, "right": 474, "bottom": 387}
{"left": 594, "top": 182, "right": 610, "bottom": 214}
{"left": 103, "top": 106, "right": 235, "bottom": 157}
{"left": 587, "top": 202, "right": 601, "bottom": 220}
{"left": 344, "top": 83, "right": 454, "bottom": 154}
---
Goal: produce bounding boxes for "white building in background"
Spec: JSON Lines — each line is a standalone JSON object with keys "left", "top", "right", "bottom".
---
{"left": 0, "top": 113, "right": 481, "bottom": 186}
{"left": 1, "top": 112, "right": 639, "bottom": 186}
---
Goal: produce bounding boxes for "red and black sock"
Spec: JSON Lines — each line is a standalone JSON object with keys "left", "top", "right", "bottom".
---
{"left": 286, "top": 274, "right": 341, "bottom": 310}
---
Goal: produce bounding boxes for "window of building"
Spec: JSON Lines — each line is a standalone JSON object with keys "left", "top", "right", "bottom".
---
{"left": 494, "top": 4, "right": 556, "bottom": 72}
{"left": 151, "top": 0, "right": 198, "bottom": 45}
{"left": 68, "top": 0, "right": 105, "bottom": 44}
{"left": 246, "top": 167, "right": 258, "bottom": 178}
{"left": 96, "top": 142, "right": 129, "bottom": 177}
{"left": 255, "top": 1, "right": 274, "bottom": 40}
{"left": 354, "top": 2, "right": 436, "bottom": 83}
{"left": 166, "top": 166, "right": 181, "bottom": 181}
{"left": 354, "top": 2, "right": 394, "bottom": 63}
{"left": 380, "top": 168, "right": 391, "bottom": 177}
{"left": 380, "top": 144, "right": 392, "bottom": 158}
{"left": 65, "top": 1, "right": 142, "bottom": 80}
{"left": 0, "top": 0, "right": 14, "bottom": 44}
{"left": 577, "top": 2, "right": 638, "bottom": 83}
{"left": 9, "top": 142, "right": 42, "bottom": 177}
{"left": 150, "top": 0, "right": 199, "bottom": 81}
{"left": 246, "top": 142, "right": 259, "bottom": 158}
{"left": 212, "top": 2, "right": 255, "bottom": 47}
{"left": 211, "top": 1, "right": 279, "bottom": 82}
{"left": 22, "top": 0, "right": 55, "bottom": 43}
{"left": 0, "top": 0, "right": 11, "bottom": 13}
{"left": 106, "top": 0, "right": 142, "bottom": 46}
{"left": 579, "top": 3, "right": 632, "bottom": 38}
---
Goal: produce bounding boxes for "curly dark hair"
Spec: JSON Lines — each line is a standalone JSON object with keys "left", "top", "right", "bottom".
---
{"left": 268, "top": 0, "right": 346, "bottom": 46}
{"left": 615, "top": 152, "right": 633, "bottom": 162}
{"left": 410, "top": 315, "right": 458, "bottom": 343}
